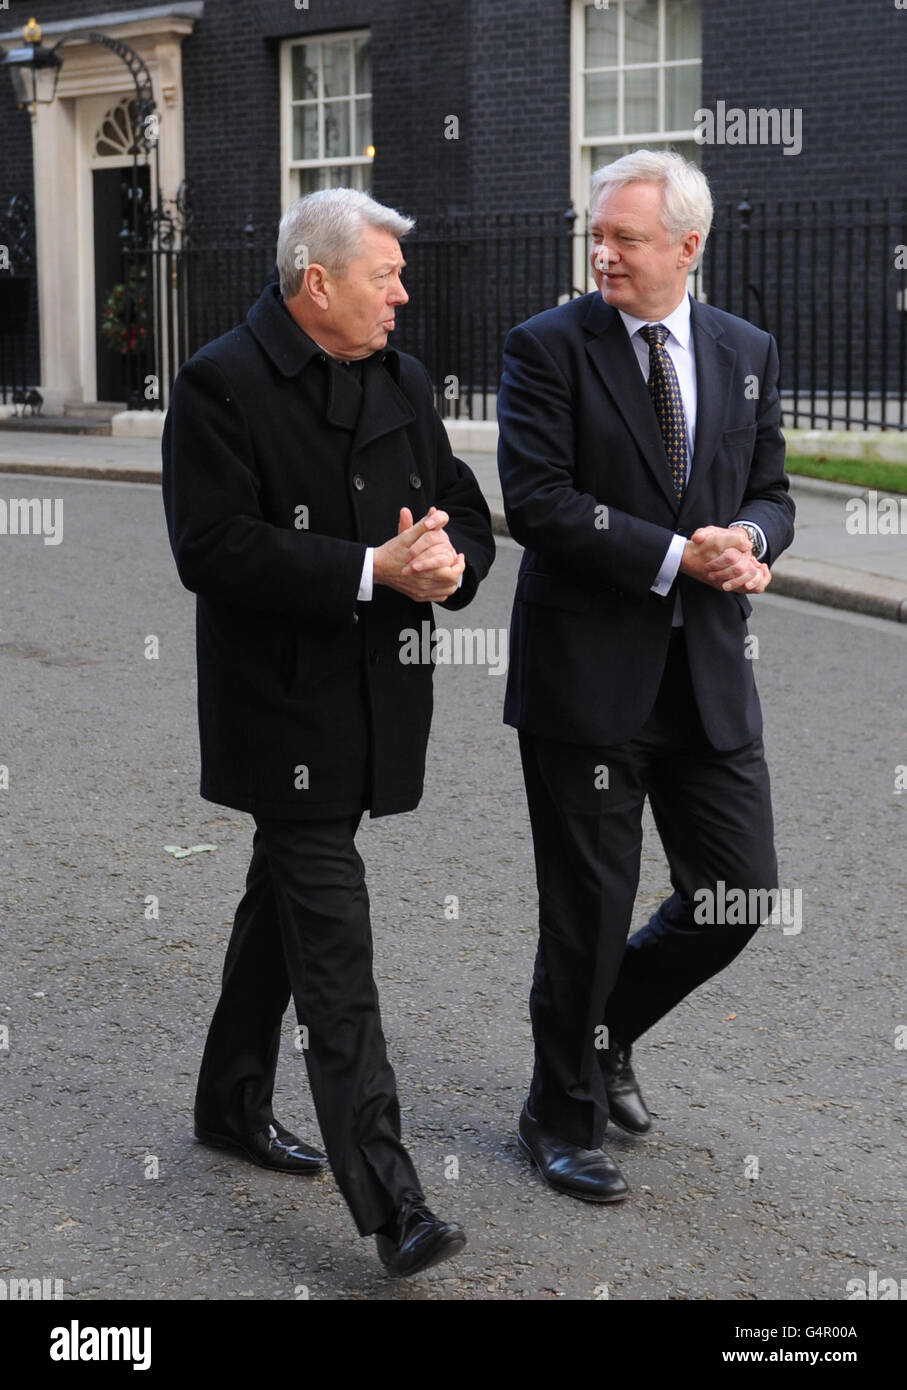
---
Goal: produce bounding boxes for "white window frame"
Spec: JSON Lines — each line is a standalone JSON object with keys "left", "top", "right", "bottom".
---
{"left": 570, "top": 0, "right": 702, "bottom": 224}
{"left": 280, "top": 29, "right": 373, "bottom": 210}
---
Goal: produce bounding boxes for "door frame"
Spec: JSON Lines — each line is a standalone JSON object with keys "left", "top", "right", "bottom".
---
{"left": 0, "top": 9, "right": 197, "bottom": 409}
{"left": 78, "top": 93, "right": 145, "bottom": 403}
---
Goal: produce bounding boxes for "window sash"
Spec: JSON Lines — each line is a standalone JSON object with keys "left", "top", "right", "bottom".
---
{"left": 571, "top": 0, "right": 703, "bottom": 288}
{"left": 580, "top": 0, "right": 701, "bottom": 143}
{"left": 281, "top": 30, "right": 374, "bottom": 208}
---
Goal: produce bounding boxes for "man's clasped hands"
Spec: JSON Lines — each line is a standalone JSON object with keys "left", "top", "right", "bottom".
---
{"left": 374, "top": 507, "right": 772, "bottom": 601}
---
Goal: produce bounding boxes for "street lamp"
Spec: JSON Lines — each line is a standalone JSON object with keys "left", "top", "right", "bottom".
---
{"left": 5, "top": 18, "right": 62, "bottom": 111}
{"left": 4, "top": 18, "right": 156, "bottom": 146}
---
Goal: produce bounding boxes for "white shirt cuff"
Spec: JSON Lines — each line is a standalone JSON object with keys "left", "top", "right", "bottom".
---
{"left": 651, "top": 533, "right": 687, "bottom": 596}
{"left": 731, "top": 519, "right": 768, "bottom": 561}
{"left": 357, "top": 547, "right": 374, "bottom": 602}
{"left": 358, "top": 548, "right": 464, "bottom": 600}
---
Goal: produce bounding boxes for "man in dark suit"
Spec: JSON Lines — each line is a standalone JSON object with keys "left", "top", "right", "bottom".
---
{"left": 163, "top": 188, "right": 494, "bottom": 1273}
{"left": 497, "top": 151, "right": 795, "bottom": 1203}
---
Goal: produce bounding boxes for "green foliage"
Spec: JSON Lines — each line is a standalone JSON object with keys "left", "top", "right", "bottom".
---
{"left": 100, "top": 267, "right": 150, "bottom": 355}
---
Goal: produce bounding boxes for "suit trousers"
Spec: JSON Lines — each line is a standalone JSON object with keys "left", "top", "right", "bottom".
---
{"left": 518, "top": 629, "right": 778, "bottom": 1150}
{"left": 194, "top": 814, "right": 423, "bottom": 1236}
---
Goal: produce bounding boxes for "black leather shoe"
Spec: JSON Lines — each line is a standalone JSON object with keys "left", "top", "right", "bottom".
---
{"left": 602, "top": 1041, "right": 652, "bottom": 1135}
{"left": 517, "top": 1106, "right": 629, "bottom": 1202}
{"left": 375, "top": 1195, "right": 467, "bottom": 1277}
{"left": 194, "top": 1119, "right": 328, "bottom": 1174}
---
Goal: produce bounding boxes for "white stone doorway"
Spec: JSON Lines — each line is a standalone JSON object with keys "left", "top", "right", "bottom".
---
{"left": 0, "top": 6, "right": 198, "bottom": 411}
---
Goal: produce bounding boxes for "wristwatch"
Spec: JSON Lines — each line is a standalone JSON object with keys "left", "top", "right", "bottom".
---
{"left": 732, "top": 522, "right": 762, "bottom": 558}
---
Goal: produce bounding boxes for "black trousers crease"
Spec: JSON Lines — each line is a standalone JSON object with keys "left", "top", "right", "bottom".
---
{"left": 195, "top": 813, "right": 422, "bottom": 1236}
{"left": 519, "top": 630, "right": 778, "bottom": 1150}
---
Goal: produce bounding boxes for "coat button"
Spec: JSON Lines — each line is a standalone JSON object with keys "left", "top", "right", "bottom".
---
{"left": 369, "top": 649, "right": 380, "bottom": 664}
{"left": 409, "top": 473, "right": 421, "bottom": 489}
{"left": 353, "top": 474, "right": 365, "bottom": 490}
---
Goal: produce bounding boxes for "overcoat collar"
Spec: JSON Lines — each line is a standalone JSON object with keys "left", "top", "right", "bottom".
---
{"left": 246, "top": 282, "right": 415, "bottom": 446}
{"left": 582, "top": 292, "right": 736, "bottom": 515}
{"left": 247, "top": 282, "right": 321, "bottom": 377}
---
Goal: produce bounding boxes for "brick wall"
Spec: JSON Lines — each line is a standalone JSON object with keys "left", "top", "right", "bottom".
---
{"left": 701, "top": 0, "right": 907, "bottom": 201}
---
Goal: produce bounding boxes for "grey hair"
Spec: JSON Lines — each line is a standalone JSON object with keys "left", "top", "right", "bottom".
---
{"left": 277, "top": 188, "right": 415, "bottom": 297}
{"left": 591, "top": 150, "right": 713, "bottom": 269}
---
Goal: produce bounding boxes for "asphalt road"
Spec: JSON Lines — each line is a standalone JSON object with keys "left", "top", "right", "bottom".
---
{"left": 0, "top": 474, "right": 905, "bottom": 1302}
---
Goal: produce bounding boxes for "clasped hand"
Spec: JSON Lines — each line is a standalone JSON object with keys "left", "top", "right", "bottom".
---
{"left": 680, "top": 525, "right": 772, "bottom": 594}
{"left": 374, "top": 506, "right": 465, "bottom": 601}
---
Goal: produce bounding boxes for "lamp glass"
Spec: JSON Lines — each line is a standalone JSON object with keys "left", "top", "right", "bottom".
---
{"left": 33, "top": 60, "right": 60, "bottom": 105}
{"left": 5, "top": 47, "right": 36, "bottom": 108}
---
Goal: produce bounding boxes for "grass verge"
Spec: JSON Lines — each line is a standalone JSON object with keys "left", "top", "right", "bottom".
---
{"left": 786, "top": 454, "right": 907, "bottom": 494}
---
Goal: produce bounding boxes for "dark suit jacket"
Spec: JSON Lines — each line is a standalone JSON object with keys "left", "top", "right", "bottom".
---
{"left": 498, "top": 292, "right": 795, "bottom": 751}
{"left": 163, "top": 283, "right": 494, "bottom": 819}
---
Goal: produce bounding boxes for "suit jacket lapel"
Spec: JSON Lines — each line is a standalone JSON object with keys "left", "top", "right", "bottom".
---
{"left": 582, "top": 296, "right": 679, "bottom": 512}
{"left": 678, "top": 300, "right": 737, "bottom": 517}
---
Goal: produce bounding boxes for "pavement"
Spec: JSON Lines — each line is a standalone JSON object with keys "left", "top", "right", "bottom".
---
{"left": 0, "top": 428, "right": 905, "bottom": 622}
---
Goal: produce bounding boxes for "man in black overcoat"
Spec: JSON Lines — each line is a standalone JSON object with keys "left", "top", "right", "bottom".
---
{"left": 162, "top": 188, "right": 494, "bottom": 1275}
{"left": 497, "top": 152, "right": 795, "bottom": 1203}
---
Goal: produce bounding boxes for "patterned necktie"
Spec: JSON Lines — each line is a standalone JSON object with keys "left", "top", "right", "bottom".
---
{"left": 640, "top": 323, "right": 688, "bottom": 500}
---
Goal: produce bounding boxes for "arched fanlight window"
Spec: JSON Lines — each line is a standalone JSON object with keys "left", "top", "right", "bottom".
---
{"left": 93, "top": 96, "right": 141, "bottom": 158}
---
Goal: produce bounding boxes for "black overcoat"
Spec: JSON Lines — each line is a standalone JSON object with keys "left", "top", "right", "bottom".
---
{"left": 162, "top": 283, "right": 495, "bottom": 819}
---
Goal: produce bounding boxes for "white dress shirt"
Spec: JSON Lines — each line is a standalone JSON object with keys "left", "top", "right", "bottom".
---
{"left": 619, "top": 296, "right": 695, "bottom": 619}
{"left": 618, "top": 295, "right": 765, "bottom": 620}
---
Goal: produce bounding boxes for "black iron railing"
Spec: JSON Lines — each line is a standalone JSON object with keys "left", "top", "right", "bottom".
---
{"left": 697, "top": 197, "right": 907, "bottom": 431}
{"left": 143, "top": 198, "right": 906, "bottom": 430}
{"left": 391, "top": 209, "right": 578, "bottom": 421}
{"left": 0, "top": 193, "right": 36, "bottom": 407}
{"left": 4, "top": 196, "right": 906, "bottom": 430}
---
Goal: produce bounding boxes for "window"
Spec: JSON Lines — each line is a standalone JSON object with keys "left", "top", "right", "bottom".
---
{"left": 572, "top": 0, "right": 702, "bottom": 205}
{"left": 281, "top": 31, "right": 373, "bottom": 206}
{"left": 93, "top": 97, "right": 146, "bottom": 163}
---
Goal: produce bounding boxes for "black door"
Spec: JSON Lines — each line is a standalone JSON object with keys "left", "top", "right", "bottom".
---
{"left": 93, "top": 165, "right": 151, "bottom": 404}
